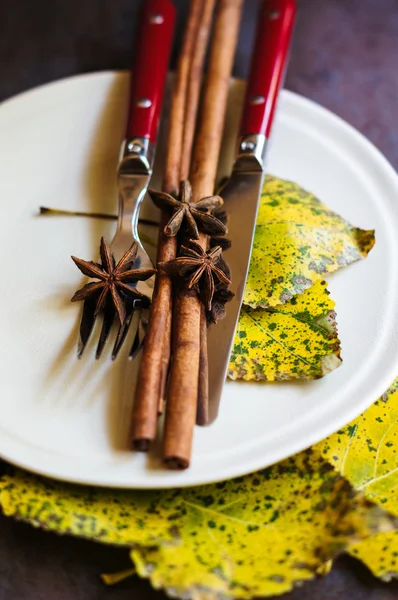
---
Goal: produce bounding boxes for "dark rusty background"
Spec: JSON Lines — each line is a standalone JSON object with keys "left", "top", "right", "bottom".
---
{"left": 0, "top": 0, "right": 398, "bottom": 598}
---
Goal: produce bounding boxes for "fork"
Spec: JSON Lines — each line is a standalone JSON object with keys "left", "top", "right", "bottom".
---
{"left": 77, "top": 0, "right": 176, "bottom": 359}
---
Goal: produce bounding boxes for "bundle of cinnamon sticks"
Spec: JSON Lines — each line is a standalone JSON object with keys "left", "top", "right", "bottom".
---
{"left": 131, "top": 0, "right": 244, "bottom": 468}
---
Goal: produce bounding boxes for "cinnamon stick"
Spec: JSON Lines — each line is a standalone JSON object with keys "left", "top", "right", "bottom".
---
{"left": 179, "top": 0, "right": 216, "bottom": 426}
{"left": 196, "top": 304, "right": 209, "bottom": 425}
{"left": 181, "top": 0, "right": 218, "bottom": 429}
{"left": 180, "top": 0, "right": 216, "bottom": 180}
{"left": 163, "top": 0, "right": 244, "bottom": 469}
{"left": 131, "top": 0, "right": 203, "bottom": 450}
{"left": 157, "top": 308, "right": 171, "bottom": 416}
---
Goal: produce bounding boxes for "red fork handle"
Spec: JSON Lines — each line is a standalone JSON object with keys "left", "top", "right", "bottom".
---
{"left": 125, "top": 0, "right": 176, "bottom": 142}
{"left": 240, "top": 0, "right": 296, "bottom": 139}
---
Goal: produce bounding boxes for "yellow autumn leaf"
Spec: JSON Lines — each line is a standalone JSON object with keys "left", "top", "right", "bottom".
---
{"left": 129, "top": 450, "right": 395, "bottom": 599}
{"left": 349, "top": 532, "right": 398, "bottom": 582}
{"left": 316, "top": 377, "right": 398, "bottom": 514}
{"left": 228, "top": 280, "right": 341, "bottom": 381}
{"left": 1, "top": 450, "right": 395, "bottom": 599}
{"left": 316, "top": 377, "right": 398, "bottom": 580}
{"left": 0, "top": 474, "right": 175, "bottom": 546}
{"left": 101, "top": 568, "right": 136, "bottom": 585}
{"left": 244, "top": 175, "right": 375, "bottom": 308}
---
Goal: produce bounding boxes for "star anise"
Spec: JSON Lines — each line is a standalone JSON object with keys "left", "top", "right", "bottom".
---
{"left": 209, "top": 206, "right": 231, "bottom": 250}
{"left": 71, "top": 237, "right": 156, "bottom": 324}
{"left": 206, "top": 285, "right": 235, "bottom": 325}
{"left": 205, "top": 254, "right": 234, "bottom": 325}
{"left": 149, "top": 180, "right": 227, "bottom": 239}
{"left": 158, "top": 240, "right": 231, "bottom": 310}
{"left": 213, "top": 206, "right": 228, "bottom": 226}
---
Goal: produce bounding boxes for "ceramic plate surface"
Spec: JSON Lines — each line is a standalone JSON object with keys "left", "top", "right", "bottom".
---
{"left": 0, "top": 71, "right": 397, "bottom": 488}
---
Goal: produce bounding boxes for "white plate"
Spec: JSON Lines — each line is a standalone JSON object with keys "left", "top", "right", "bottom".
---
{"left": 0, "top": 71, "right": 398, "bottom": 489}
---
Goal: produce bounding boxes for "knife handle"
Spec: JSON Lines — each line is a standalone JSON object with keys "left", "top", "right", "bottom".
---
{"left": 125, "top": 0, "right": 176, "bottom": 142}
{"left": 240, "top": 0, "right": 296, "bottom": 139}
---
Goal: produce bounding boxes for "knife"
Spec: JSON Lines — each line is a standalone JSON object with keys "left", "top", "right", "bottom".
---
{"left": 207, "top": 0, "right": 296, "bottom": 420}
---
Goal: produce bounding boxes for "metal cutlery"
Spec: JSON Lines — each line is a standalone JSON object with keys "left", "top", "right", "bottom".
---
{"left": 207, "top": 0, "right": 297, "bottom": 419}
{"left": 76, "top": 0, "right": 176, "bottom": 359}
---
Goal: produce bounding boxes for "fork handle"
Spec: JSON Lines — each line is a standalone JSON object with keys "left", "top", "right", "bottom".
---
{"left": 125, "top": 0, "right": 176, "bottom": 142}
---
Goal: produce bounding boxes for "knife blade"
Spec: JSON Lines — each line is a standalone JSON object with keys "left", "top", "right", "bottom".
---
{"left": 207, "top": 0, "right": 296, "bottom": 420}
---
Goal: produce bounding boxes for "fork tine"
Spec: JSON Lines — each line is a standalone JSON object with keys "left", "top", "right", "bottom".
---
{"left": 77, "top": 297, "right": 98, "bottom": 358}
{"left": 111, "top": 298, "right": 136, "bottom": 360}
{"left": 129, "top": 308, "right": 149, "bottom": 359}
{"left": 96, "top": 298, "right": 116, "bottom": 359}
{"left": 129, "top": 315, "right": 144, "bottom": 359}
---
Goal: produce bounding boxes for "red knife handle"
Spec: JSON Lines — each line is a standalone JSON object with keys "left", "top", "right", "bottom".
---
{"left": 125, "top": 0, "right": 176, "bottom": 142}
{"left": 240, "top": 0, "right": 296, "bottom": 138}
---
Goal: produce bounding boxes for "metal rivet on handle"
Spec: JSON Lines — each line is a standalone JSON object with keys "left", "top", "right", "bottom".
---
{"left": 241, "top": 140, "right": 256, "bottom": 152}
{"left": 149, "top": 14, "right": 164, "bottom": 24}
{"left": 128, "top": 141, "right": 143, "bottom": 153}
{"left": 250, "top": 95, "right": 265, "bottom": 105}
{"left": 268, "top": 10, "right": 280, "bottom": 19}
{"left": 136, "top": 98, "right": 152, "bottom": 108}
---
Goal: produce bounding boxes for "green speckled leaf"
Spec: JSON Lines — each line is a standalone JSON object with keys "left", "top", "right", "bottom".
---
{"left": 316, "top": 377, "right": 398, "bottom": 515}
{"left": 0, "top": 475, "right": 175, "bottom": 546}
{"left": 349, "top": 532, "right": 398, "bottom": 582}
{"left": 244, "top": 175, "right": 375, "bottom": 308}
{"left": 316, "top": 377, "right": 398, "bottom": 581}
{"left": 0, "top": 451, "right": 392, "bottom": 599}
{"left": 129, "top": 450, "right": 395, "bottom": 598}
{"left": 228, "top": 280, "right": 341, "bottom": 381}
